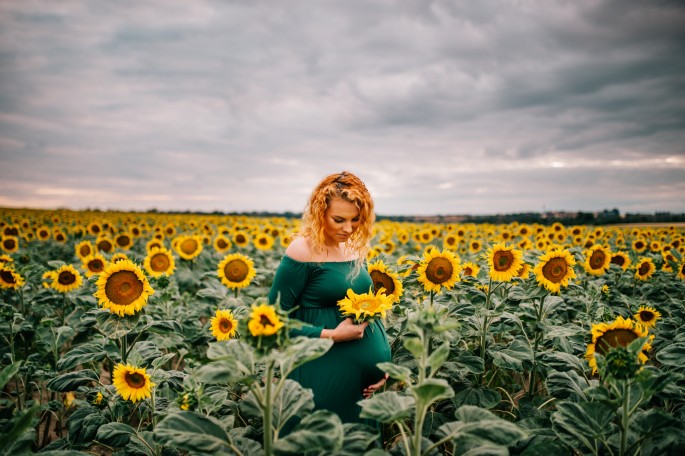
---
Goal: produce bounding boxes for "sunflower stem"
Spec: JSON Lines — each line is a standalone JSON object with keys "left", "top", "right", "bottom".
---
{"left": 61, "top": 293, "right": 67, "bottom": 327}
{"left": 234, "top": 288, "right": 239, "bottom": 300}
{"left": 149, "top": 387, "right": 160, "bottom": 456}
{"left": 121, "top": 336, "right": 128, "bottom": 364}
{"left": 262, "top": 360, "right": 275, "bottom": 456}
{"left": 620, "top": 380, "right": 630, "bottom": 456}
{"left": 528, "top": 294, "right": 547, "bottom": 397}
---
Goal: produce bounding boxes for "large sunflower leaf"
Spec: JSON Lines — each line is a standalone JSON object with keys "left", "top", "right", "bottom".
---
{"left": 277, "top": 336, "right": 333, "bottom": 377}
{"left": 154, "top": 411, "right": 233, "bottom": 454}
{"left": 95, "top": 312, "right": 140, "bottom": 339}
{"left": 488, "top": 338, "right": 533, "bottom": 372}
{"left": 46, "top": 369, "right": 100, "bottom": 392}
{"left": 358, "top": 391, "right": 415, "bottom": 423}
{"left": 274, "top": 410, "right": 344, "bottom": 455}
{"left": 57, "top": 342, "right": 107, "bottom": 371}
{"left": 551, "top": 401, "right": 616, "bottom": 453}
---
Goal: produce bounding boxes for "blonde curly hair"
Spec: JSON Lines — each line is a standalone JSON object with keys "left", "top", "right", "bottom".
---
{"left": 299, "top": 171, "right": 375, "bottom": 276}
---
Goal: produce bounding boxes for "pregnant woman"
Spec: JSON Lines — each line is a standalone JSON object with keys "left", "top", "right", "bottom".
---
{"left": 268, "top": 171, "right": 391, "bottom": 425}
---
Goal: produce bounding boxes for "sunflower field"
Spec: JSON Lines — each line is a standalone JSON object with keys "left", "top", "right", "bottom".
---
{"left": 2, "top": 208, "right": 685, "bottom": 455}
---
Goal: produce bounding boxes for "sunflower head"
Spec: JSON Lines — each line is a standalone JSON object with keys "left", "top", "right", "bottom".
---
{"left": 0, "top": 266, "right": 25, "bottom": 290}
{"left": 633, "top": 305, "right": 661, "bottom": 329}
{"left": 610, "top": 252, "right": 631, "bottom": 271}
{"left": 634, "top": 257, "right": 656, "bottom": 281}
{"left": 244, "top": 303, "right": 287, "bottom": 352}
{"left": 461, "top": 261, "right": 481, "bottom": 278}
{"left": 94, "top": 259, "right": 154, "bottom": 316}
{"left": 210, "top": 308, "right": 239, "bottom": 341}
{"left": 1, "top": 236, "right": 19, "bottom": 253}
{"left": 144, "top": 247, "right": 175, "bottom": 278}
{"left": 585, "top": 316, "right": 651, "bottom": 375}
{"left": 583, "top": 245, "right": 612, "bottom": 276}
{"left": 82, "top": 253, "right": 107, "bottom": 278}
{"left": 337, "top": 287, "right": 394, "bottom": 323}
{"left": 217, "top": 253, "right": 256, "bottom": 290}
{"left": 486, "top": 243, "right": 524, "bottom": 283}
{"left": 533, "top": 248, "right": 577, "bottom": 293}
{"left": 48, "top": 264, "right": 84, "bottom": 293}
{"left": 368, "top": 261, "right": 403, "bottom": 303}
{"left": 417, "top": 249, "right": 461, "bottom": 293}
{"left": 112, "top": 363, "right": 155, "bottom": 403}
{"left": 174, "top": 235, "right": 203, "bottom": 260}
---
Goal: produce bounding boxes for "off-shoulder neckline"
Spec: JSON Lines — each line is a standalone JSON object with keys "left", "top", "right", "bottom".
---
{"left": 283, "top": 254, "right": 358, "bottom": 264}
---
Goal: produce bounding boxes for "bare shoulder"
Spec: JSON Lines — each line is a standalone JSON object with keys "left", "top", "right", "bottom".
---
{"left": 285, "top": 236, "right": 313, "bottom": 262}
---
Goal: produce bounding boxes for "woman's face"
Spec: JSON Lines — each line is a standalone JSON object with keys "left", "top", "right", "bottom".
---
{"left": 323, "top": 197, "right": 361, "bottom": 245}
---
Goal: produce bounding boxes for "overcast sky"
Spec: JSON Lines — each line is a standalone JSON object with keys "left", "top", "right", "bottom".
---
{"left": 1, "top": 0, "right": 684, "bottom": 217}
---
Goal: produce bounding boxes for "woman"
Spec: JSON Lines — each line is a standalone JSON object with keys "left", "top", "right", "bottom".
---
{"left": 268, "top": 171, "right": 391, "bottom": 424}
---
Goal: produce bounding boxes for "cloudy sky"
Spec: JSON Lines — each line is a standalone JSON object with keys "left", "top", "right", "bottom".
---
{"left": 1, "top": 0, "right": 684, "bottom": 217}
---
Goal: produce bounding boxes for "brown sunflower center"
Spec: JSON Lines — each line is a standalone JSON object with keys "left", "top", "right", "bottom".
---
{"left": 493, "top": 250, "right": 514, "bottom": 272}
{"left": 259, "top": 314, "right": 274, "bottom": 327}
{"left": 217, "top": 239, "right": 228, "bottom": 249}
{"left": 150, "top": 253, "right": 170, "bottom": 272}
{"left": 370, "top": 270, "right": 395, "bottom": 295}
{"left": 638, "top": 262, "right": 650, "bottom": 276}
{"left": 3, "top": 239, "right": 16, "bottom": 249}
{"left": 124, "top": 371, "right": 146, "bottom": 389}
{"left": 236, "top": 234, "right": 246, "bottom": 244}
{"left": 98, "top": 240, "right": 113, "bottom": 252}
{"left": 595, "top": 329, "right": 638, "bottom": 355}
{"left": 259, "top": 238, "right": 268, "bottom": 245}
{"left": 610, "top": 255, "right": 625, "bottom": 266}
{"left": 224, "top": 259, "right": 248, "bottom": 282}
{"left": 116, "top": 235, "right": 131, "bottom": 247}
{"left": 180, "top": 238, "right": 199, "bottom": 254}
{"left": 79, "top": 245, "right": 92, "bottom": 257}
{"left": 639, "top": 311, "right": 655, "bottom": 322}
{"left": 88, "top": 260, "right": 104, "bottom": 272}
{"left": 219, "top": 318, "right": 234, "bottom": 333}
{"left": 105, "top": 270, "right": 144, "bottom": 305}
{"left": 542, "top": 257, "right": 567, "bottom": 283}
{"left": 635, "top": 241, "right": 645, "bottom": 250}
{"left": 1, "top": 269, "right": 16, "bottom": 284}
{"left": 446, "top": 237, "right": 456, "bottom": 246}
{"left": 58, "top": 271, "right": 76, "bottom": 285}
{"left": 589, "top": 250, "right": 607, "bottom": 269}
{"left": 425, "top": 257, "right": 453, "bottom": 284}
{"left": 464, "top": 266, "right": 473, "bottom": 276}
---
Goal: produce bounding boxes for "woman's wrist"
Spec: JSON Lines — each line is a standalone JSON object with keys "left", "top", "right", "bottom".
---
{"left": 320, "top": 328, "right": 335, "bottom": 340}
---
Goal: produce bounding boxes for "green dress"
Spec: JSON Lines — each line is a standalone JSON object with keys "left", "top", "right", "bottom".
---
{"left": 268, "top": 255, "right": 391, "bottom": 423}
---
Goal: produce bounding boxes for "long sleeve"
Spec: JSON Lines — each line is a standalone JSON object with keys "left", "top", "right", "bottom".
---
{"left": 268, "top": 256, "right": 324, "bottom": 338}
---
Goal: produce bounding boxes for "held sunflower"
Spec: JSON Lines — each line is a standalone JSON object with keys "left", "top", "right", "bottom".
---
{"left": 585, "top": 316, "right": 651, "bottom": 375}
{"left": 417, "top": 248, "right": 461, "bottom": 293}
{"left": 112, "top": 363, "right": 155, "bottom": 403}
{"left": 210, "top": 309, "right": 239, "bottom": 341}
{"left": 94, "top": 259, "right": 154, "bottom": 316}
{"left": 217, "top": 253, "right": 256, "bottom": 290}
{"left": 337, "top": 288, "right": 394, "bottom": 323}
{"left": 247, "top": 303, "right": 285, "bottom": 337}
{"left": 144, "top": 247, "right": 175, "bottom": 277}
{"left": 486, "top": 243, "right": 524, "bottom": 282}
{"left": 583, "top": 245, "right": 612, "bottom": 276}
{"left": 367, "top": 260, "right": 403, "bottom": 303}
{"left": 533, "top": 248, "right": 577, "bottom": 293}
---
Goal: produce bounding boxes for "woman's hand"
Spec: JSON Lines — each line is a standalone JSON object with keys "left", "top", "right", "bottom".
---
{"left": 320, "top": 318, "right": 368, "bottom": 342}
{"left": 363, "top": 374, "right": 389, "bottom": 399}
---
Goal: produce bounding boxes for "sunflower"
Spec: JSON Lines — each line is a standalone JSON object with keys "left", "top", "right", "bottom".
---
{"left": 583, "top": 245, "right": 612, "bottom": 276}
{"left": 1, "top": 236, "right": 19, "bottom": 253}
{"left": 533, "top": 248, "right": 577, "bottom": 293}
{"left": 46, "top": 264, "right": 84, "bottom": 293}
{"left": 634, "top": 257, "right": 656, "bottom": 281}
{"left": 610, "top": 251, "right": 631, "bottom": 271}
{"left": 367, "top": 260, "right": 403, "bottom": 303}
{"left": 280, "top": 234, "right": 292, "bottom": 249}
{"left": 585, "top": 316, "right": 651, "bottom": 375}
{"left": 468, "top": 240, "right": 482, "bottom": 254}
{"left": 678, "top": 262, "right": 685, "bottom": 281}
{"left": 247, "top": 303, "right": 285, "bottom": 337}
{"left": 217, "top": 253, "right": 256, "bottom": 290}
{"left": 0, "top": 254, "right": 12, "bottom": 266}
{"left": 96, "top": 236, "right": 114, "bottom": 254}
{"left": 174, "top": 235, "right": 203, "bottom": 261}
{"left": 233, "top": 231, "right": 250, "bottom": 248}
{"left": 417, "top": 249, "right": 461, "bottom": 293}
{"left": 75, "top": 241, "right": 95, "bottom": 260}
{"left": 633, "top": 306, "right": 661, "bottom": 329}
{"left": 213, "top": 235, "right": 232, "bottom": 253}
{"left": 486, "top": 243, "right": 524, "bottom": 282}
{"left": 253, "top": 233, "right": 275, "bottom": 251}
{"left": 0, "top": 266, "right": 25, "bottom": 290}
{"left": 380, "top": 239, "right": 396, "bottom": 255}
{"left": 210, "top": 308, "right": 239, "bottom": 341}
{"left": 112, "top": 363, "right": 155, "bottom": 403}
{"left": 144, "top": 247, "right": 175, "bottom": 277}
{"left": 87, "top": 222, "right": 102, "bottom": 236}
{"left": 461, "top": 261, "right": 481, "bottom": 278}
{"left": 81, "top": 253, "right": 107, "bottom": 278}
{"left": 516, "top": 262, "right": 531, "bottom": 280}
{"left": 94, "top": 260, "right": 154, "bottom": 316}
{"left": 146, "top": 239, "right": 165, "bottom": 252}
{"left": 632, "top": 238, "right": 647, "bottom": 253}
{"left": 337, "top": 288, "right": 394, "bottom": 323}
{"left": 114, "top": 232, "right": 134, "bottom": 250}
